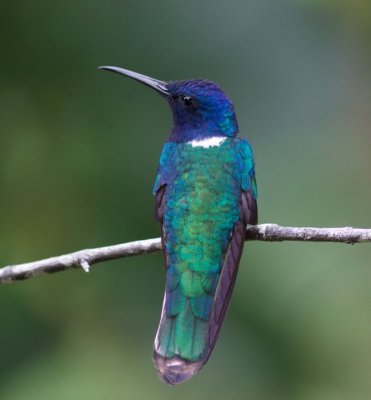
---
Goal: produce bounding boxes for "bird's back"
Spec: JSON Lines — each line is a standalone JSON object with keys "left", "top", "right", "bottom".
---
{"left": 153, "top": 137, "right": 256, "bottom": 384}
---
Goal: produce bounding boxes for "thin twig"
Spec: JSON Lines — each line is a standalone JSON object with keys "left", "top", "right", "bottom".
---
{"left": 1, "top": 224, "right": 370, "bottom": 284}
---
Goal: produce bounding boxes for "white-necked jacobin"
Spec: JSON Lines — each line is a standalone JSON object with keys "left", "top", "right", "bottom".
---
{"left": 99, "top": 65, "right": 258, "bottom": 385}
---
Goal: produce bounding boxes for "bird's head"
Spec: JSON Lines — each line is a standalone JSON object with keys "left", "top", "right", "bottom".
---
{"left": 99, "top": 66, "right": 238, "bottom": 142}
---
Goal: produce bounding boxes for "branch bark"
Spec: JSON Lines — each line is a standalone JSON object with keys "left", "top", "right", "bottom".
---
{"left": 1, "top": 224, "right": 370, "bottom": 284}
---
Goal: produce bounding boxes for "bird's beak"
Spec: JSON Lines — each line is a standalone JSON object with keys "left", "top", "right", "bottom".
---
{"left": 98, "top": 66, "right": 169, "bottom": 96}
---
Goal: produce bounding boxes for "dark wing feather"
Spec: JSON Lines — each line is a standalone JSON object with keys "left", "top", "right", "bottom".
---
{"left": 155, "top": 184, "right": 166, "bottom": 222}
{"left": 155, "top": 184, "right": 169, "bottom": 269}
{"left": 207, "top": 189, "right": 257, "bottom": 361}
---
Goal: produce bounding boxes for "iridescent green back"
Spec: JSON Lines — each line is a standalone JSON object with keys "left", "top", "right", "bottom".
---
{"left": 153, "top": 138, "right": 256, "bottom": 377}
{"left": 157, "top": 141, "right": 239, "bottom": 359}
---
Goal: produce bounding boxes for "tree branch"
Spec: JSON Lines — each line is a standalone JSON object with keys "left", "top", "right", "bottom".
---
{"left": 1, "top": 224, "right": 370, "bottom": 284}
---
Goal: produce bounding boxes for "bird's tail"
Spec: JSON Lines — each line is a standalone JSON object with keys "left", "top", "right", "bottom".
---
{"left": 153, "top": 220, "right": 246, "bottom": 384}
{"left": 153, "top": 338, "right": 204, "bottom": 385}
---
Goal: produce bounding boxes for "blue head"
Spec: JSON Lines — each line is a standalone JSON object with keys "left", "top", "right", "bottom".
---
{"left": 166, "top": 79, "right": 238, "bottom": 141}
{"left": 99, "top": 66, "right": 238, "bottom": 142}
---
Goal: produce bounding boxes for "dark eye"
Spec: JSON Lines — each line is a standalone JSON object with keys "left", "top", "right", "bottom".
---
{"left": 181, "top": 96, "right": 195, "bottom": 107}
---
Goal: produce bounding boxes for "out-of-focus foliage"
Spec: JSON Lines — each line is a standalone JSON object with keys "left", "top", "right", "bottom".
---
{"left": 295, "top": 0, "right": 371, "bottom": 33}
{"left": 1, "top": 1, "right": 370, "bottom": 399}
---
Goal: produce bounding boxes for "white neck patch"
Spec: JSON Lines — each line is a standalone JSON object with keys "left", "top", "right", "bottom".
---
{"left": 188, "top": 137, "right": 226, "bottom": 149}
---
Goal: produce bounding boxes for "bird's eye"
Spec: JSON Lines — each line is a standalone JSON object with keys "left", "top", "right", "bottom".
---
{"left": 180, "top": 96, "right": 195, "bottom": 107}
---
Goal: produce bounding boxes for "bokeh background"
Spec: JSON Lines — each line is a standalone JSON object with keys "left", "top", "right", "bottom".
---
{"left": 1, "top": 1, "right": 371, "bottom": 399}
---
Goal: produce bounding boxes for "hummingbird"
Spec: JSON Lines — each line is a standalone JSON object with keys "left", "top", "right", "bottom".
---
{"left": 99, "top": 66, "right": 258, "bottom": 385}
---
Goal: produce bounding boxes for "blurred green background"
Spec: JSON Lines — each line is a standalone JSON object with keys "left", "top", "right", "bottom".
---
{"left": 1, "top": 1, "right": 371, "bottom": 399}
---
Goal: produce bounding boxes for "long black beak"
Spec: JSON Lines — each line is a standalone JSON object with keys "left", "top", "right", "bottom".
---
{"left": 98, "top": 66, "right": 169, "bottom": 96}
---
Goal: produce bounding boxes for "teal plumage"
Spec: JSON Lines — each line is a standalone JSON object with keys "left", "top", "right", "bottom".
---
{"left": 153, "top": 138, "right": 257, "bottom": 382}
{"left": 99, "top": 66, "right": 258, "bottom": 385}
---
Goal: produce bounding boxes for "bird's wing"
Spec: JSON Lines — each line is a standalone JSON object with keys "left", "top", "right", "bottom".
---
{"left": 206, "top": 138, "right": 257, "bottom": 358}
{"left": 153, "top": 142, "right": 178, "bottom": 267}
{"left": 153, "top": 142, "right": 178, "bottom": 222}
